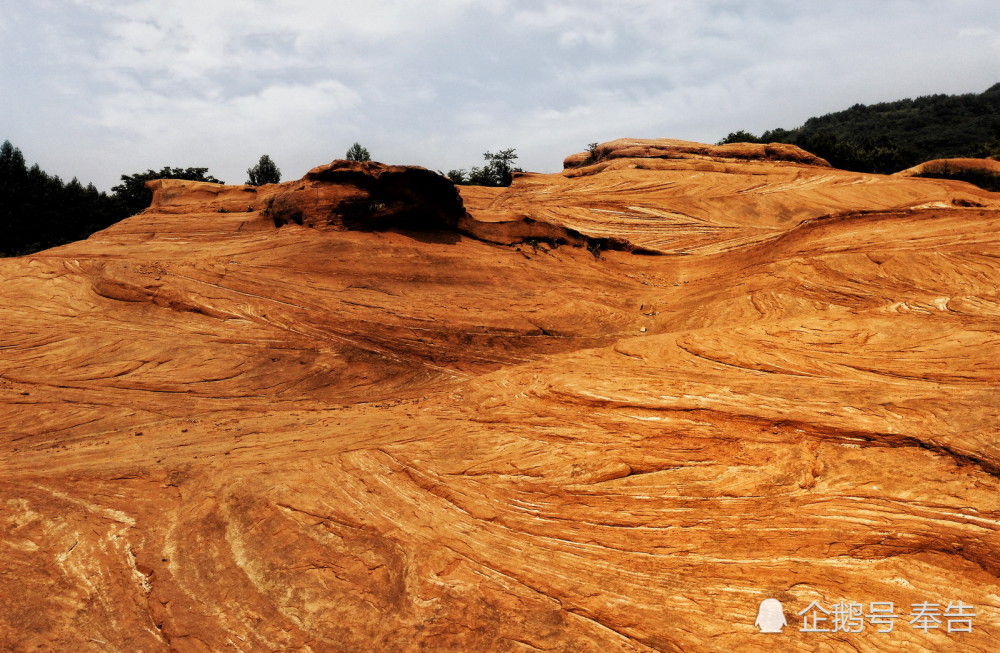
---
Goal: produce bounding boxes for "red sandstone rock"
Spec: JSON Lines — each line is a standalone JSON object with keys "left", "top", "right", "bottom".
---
{"left": 2, "top": 143, "right": 1000, "bottom": 651}
{"left": 895, "top": 156, "right": 1000, "bottom": 179}
{"left": 263, "top": 159, "right": 466, "bottom": 232}
{"left": 563, "top": 137, "right": 830, "bottom": 169}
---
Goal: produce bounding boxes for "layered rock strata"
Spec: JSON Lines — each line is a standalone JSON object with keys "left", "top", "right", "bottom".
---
{"left": 2, "top": 143, "right": 999, "bottom": 651}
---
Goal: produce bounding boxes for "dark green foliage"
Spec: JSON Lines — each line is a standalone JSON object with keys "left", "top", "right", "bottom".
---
{"left": 246, "top": 154, "right": 281, "bottom": 186}
{"left": 2, "top": 142, "right": 224, "bottom": 257}
{"left": 583, "top": 142, "right": 600, "bottom": 165}
{"left": 782, "top": 133, "right": 906, "bottom": 174}
{"left": 974, "top": 139, "right": 1000, "bottom": 159}
{"left": 1, "top": 140, "right": 123, "bottom": 257}
{"left": 913, "top": 161, "right": 1000, "bottom": 192}
{"left": 0, "top": 140, "right": 26, "bottom": 180}
{"left": 445, "top": 169, "right": 468, "bottom": 184}
{"left": 719, "top": 83, "right": 1000, "bottom": 173}
{"left": 345, "top": 143, "right": 371, "bottom": 162}
{"left": 452, "top": 148, "right": 524, "bottom": 187}
{"left": 717, "top": 130, "right": 763, "bottom": 145}
{"left": 112, "top": 166, "right": 223, "bottom": 218}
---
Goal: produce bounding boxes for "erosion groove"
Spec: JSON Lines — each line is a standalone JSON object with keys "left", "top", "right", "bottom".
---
{"left": 2, "top": 141, "right": 1000, "bottom": 651}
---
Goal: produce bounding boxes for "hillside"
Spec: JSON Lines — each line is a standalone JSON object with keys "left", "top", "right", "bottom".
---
{"left": 2, "top": 141, "right": 1000, "bottom": 651}
{"left": 721, "top": 83, "right": 1000, "bottom": 173}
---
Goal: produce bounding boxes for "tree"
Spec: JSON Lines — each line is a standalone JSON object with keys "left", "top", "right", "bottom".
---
{"left": 975, "top": 139, "right": 1000, "bottom": 160}
{"left": 111, "top": 166, "right": 223, "bottom": 217}
{"left": 468, "top": 148, "right": 522, "bottom": 186}
{"left": 1, "top": 140, "right": 124, "bottom": 257}
{"left": 246, "top": 154, "right": 281, "bottom": 186}
{"left": 717, "top": 130, "right": 763, "bottom": 145}
{"left": 732, "top": 83, "right": 1000, "bottom": 173}
{"left": 345, "top": 143, "right": 371, "bottom": 162}
{"left": 0, "top": 140, "right": 27, "bottom": 181}
{"left": 445, "top": 169, "right": 468, "bottom": 184}
{"left": 445, "top": 148, "right": 524, "bottom": 187}
{"left": 0, "top": 141, "right": 29, "bottom": 254}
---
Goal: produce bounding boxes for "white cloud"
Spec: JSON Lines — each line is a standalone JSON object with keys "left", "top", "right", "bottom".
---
{"left": 94, "top": 81, "right": 360, "bottom": 137}
{"left": 959, "top": 26, "right": 992, "bottom": 38}
{"left": 2, "top": 0, "right": 999, "bottom": 189}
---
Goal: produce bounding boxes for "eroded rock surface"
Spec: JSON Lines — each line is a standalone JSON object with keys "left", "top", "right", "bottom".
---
{"left": 563, "top": 137, "right": 830, "bottom": 169}
{"left": 2, "top": 144, "right": 1000, "bottom": 651}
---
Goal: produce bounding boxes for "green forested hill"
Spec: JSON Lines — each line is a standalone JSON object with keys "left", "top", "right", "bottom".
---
{"left": 720, "top": 83, "right": 1000, "bottom": 173}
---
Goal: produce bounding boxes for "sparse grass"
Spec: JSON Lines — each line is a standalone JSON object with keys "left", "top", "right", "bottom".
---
{"left": 914, "top": 161, "right": 1000, "bottom": 193}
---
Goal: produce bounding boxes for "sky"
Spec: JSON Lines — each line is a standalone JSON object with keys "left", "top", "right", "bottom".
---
{"left": 1, "top": 0, "right": 998, "bottom": 191}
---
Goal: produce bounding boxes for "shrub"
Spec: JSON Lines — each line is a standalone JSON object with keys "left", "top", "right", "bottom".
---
{"left": 465, "top": 149, "right": 522, "bottom": 187}
{"left": 246, "top": 154, "right": 281, "bottom": 186}
{"left": 439, "top": 148, "right": 524, "bottom": 187}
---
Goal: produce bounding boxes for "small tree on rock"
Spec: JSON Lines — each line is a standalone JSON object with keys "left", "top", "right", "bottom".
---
{"left": 345, "top": 143, "right": 371, "bottom": 161}
{"left": 246, "top": 154, "right": 281, "bottom": 186}
{"left": 467, "top": 148, "right": 522, "bottom": 186}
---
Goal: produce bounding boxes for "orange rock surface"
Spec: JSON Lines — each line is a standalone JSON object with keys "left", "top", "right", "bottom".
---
{"left": 2, "top": 142, "right": 1000, "bottom": 651}
{"left": 896, "top": 157, "right": 1000, "bottom": 178}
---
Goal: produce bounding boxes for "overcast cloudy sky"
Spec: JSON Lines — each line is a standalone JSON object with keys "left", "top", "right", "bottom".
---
{"left": 1, "top": 0, "right": 998, "bottom": 190}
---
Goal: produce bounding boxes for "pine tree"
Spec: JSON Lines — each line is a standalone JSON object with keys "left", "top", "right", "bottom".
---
{"left": 345, "top": 143, "right": 371, "bottom": 162}
{"left": 0, "top": 141, "right": 29, "bottom": 254}
{"left": 246, "top": 154, "right": 281, "bottom": 186}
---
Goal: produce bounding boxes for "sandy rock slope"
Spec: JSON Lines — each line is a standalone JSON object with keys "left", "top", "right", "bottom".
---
{"left": 2, "top": 142, "right": 1000, "bottom": 651}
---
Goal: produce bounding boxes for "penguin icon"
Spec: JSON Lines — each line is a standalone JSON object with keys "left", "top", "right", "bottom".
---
{"left": 755, "top": 598, "right": 787, "bottom": 633}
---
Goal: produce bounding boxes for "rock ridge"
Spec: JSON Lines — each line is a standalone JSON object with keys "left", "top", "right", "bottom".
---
{"left": 563, "top": 137, "right": 830, "bottom": 171}
{"left": 3, "top": 139, "right": 1000, "bottom": 651}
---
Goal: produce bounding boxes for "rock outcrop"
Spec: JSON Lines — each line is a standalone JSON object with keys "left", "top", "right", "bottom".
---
{"left": 2, "top": 142, "right": 1000, "bottom": 652}
{"left": 896, "top": 156, "right": 1000, "bottom": 176}
{"left": 264, "top": 160, "right": 467, "bottom": 231}
{"left": 482, "top": 139, "right": 1000, "bottom": 255}
{"left": 145, "top": 161, "right": 646, "bottom": 253}
{"left": 563, "top": 137, "right": 830, "bottom": 169}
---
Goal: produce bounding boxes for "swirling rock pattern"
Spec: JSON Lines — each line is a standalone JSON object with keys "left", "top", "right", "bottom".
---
{"left": 2, "top": 146, "right": 999, "bottom": 651}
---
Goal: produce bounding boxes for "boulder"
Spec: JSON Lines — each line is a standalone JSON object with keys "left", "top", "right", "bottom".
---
{"left": 263, "top": 160, "right": 466, "bottom": 231}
